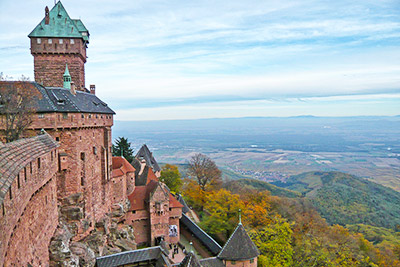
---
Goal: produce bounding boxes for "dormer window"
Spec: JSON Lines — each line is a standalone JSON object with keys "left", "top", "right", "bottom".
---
{"left": 48, "top": 38, "right": 52, "bottom": 44}
{"left": 57, "top": 99, "right": 65, "bottom": 105}
{"left": 37, "top": 38, "right": 41, "bottom": 44}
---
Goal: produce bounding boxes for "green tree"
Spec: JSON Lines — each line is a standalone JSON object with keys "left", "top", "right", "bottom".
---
{"left": 249, "top": 218, "right": 294, "bottom": 267}
{"left": 160, "top": 164, "right": 183, "bottom": 193}
{"left": 201, "top": 189, "right": 244, "bottom": 238}
{"left": 112, "top": 137, "right": 134, "bottom": 163}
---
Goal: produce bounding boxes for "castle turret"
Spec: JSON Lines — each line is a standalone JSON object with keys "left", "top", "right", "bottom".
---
{"left": 28, "top": 1, "right": 89, "bottom": 90}
{"left": 217, "top": 220, "right": 260, "bottom": 266}
{"left": 63, "top": 64, "right": 71, "bottom": 89}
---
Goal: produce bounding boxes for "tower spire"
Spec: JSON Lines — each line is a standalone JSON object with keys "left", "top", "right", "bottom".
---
{"left": 63, "top": 64, "right": 71, "bottom": 89}
{"left": 239, "top": 209, "right": 242, "bottom": 225}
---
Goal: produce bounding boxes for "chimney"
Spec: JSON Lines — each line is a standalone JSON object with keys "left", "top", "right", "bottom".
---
{"left": 45, "top": 6, "right": 50, "bottom": 25}
{"left": 90, "top": 84, "right": 96, "bottom": 95}
{"left": 138, "top": 159, "right": 146, "bottom": 176}
{"left": 70, "top": 82, "right": 76, "bottom": 95}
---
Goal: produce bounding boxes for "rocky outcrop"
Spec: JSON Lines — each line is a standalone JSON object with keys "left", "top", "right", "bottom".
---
{"left": 49, "top": 195, "right": 136, "bottom": 267}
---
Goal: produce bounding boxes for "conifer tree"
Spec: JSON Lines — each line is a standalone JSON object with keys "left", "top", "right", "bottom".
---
{"left": 112, "top": 137, "right": 134, "bottom": 163}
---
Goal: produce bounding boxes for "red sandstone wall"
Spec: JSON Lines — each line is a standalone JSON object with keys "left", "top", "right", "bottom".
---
{"left": 225, "top": 259, "right": 257, "bottom": 267}
{"left": 0, "top": 150, "right": 58, "bottom": 266}
{"left": 31, "top": 37, "right": 86, "bottom": 90}
{"left": 126, "top": 173, "right": 135, "bottom": 196}
{"left": 149, "top": 186, "right": 170, "bottom": 245}
{"left": 111, "top": 175, "right": 127, "bottom": 204}
{"left": 28, "top": 112, "right": 114, "bottom": 130}
{"left": 132, "top": 219, "right": 150, "bottom": 246}
{"left": 49, "top": 126, "right": 113, "bottom": 233}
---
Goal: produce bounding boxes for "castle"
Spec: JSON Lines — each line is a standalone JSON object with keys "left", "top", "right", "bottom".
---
{"left": 0, "top": 2, "right": 259, "bottom": 266}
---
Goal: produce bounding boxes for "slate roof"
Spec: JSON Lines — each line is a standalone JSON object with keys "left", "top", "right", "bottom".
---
{"left": 136, "top": 144, "right": 161, "bottom": 172}
{"left": 0, "top": 132, "right": 59, "bottom": 205}
{"left": 0, "top": 82, "right": 115, "bottom": 114}
{"left": 199, "top": 257, "right": 225, "bottom": 267}
{"left": 180, "top": 214, "right": 222, "bottom": 255}
{"left": 175, "top": 194, "right": 190, "bottom": 214}
{"left": 217, "top": 224, "right": 259, "bottom": 261}
{"left": 95, "top": 246, "right": 170, "bottom": 267}
{"left": 111, "top": 157, "right": 135, "bottom": 178}
{"left": 28, "top": 1, "right": 89, "bottom": 42}
{"left": 180, "top": 252, "right": 202, "bottom": 267}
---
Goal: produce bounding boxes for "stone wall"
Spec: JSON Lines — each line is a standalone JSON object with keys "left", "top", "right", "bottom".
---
{"left": 225, "top": 259, "right": 258, "bottom": 267}
{"left": 0, "top": 150, "right": 58, "bottom": 266}
{"left": 49, "top": 126, "right": 113, "bottom": 238}
{"left": 31, "top": 37, "right": 86, "bottom": 90}
{"left": 149, "top": 184, "right": 170, "bottom": 245}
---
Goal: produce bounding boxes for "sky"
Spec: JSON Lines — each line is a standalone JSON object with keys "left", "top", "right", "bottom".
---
{"left": 0, "top": 0, "right": 399, "bottom": 120}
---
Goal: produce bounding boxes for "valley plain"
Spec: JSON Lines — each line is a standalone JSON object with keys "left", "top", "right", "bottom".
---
{"left": 114, "top": 116, "right": 400, "bottom": 191}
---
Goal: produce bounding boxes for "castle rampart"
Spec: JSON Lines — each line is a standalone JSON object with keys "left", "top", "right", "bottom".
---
{"left": 0, "top": 133, "right": 59, "bottom": 266}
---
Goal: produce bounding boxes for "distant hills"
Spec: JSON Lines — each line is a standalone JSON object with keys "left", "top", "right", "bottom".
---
{"left": 272, "top": 171, "right": 400, "bottom": 229}
{"left": 224, "top": 178, "right": 301, "bottom": 198}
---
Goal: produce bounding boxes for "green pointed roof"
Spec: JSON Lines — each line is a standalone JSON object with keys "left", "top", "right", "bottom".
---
{"left": 63, "top": 64, "right": 70, "bottom": 76}
{"left": 28, "top": 1, "right": 89, "bottom": 42}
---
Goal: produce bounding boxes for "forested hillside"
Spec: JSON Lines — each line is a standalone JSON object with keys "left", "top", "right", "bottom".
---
{"left": 272, "top": 171, "right": 400, "bottom": 229}
{"left": 224, "top": 179, "right": 301, "bottom": 198}
{"left": 181, "top": 155, "right": 400, "bottom": 266}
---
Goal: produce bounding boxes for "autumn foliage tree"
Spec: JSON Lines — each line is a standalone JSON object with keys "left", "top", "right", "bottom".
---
{"left": 0, "top": 78, "right": 39, "bottom": 143}
{"left": 187, "top": 153, "right": 222, "bottom": 191}
{"left": 160, "top": 164, "right": 183, "bottom": 193}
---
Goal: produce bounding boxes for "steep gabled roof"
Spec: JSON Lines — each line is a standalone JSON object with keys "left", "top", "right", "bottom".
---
{"left": 0, "top": 132, "right": 59, "bottom": 205}
{"left": 112, "top": 157, "right": 136, "bottom": 178}
{"left": 28, "top": 1, "right": 89, "bottom": 42}
{"left": 180, "top": 252, "right": 202, "bottom": 267}
{"left": 95, "top": 246, "right": 170, "bottom": 267}
{"left": 128, "top": 181, "right": 183, "bottom": 211}
{"left": 135, "top": 144, "right": 161, "bottom": 172}
{"left": 199, "top": 257, "right": 224, "bottom": 267}
{"left": 217, "top": 223, "right": 259, "bottom": 261}
{"left": 0, "top": 82, "right": 115, "bottom": 114}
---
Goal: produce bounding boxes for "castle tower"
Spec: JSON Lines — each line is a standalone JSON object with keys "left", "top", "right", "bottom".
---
{"left": 28, "top": 1, "right": 89, "bottom": 90}
{"left": 217, "top": 221, "right": 260, "bottom": 266}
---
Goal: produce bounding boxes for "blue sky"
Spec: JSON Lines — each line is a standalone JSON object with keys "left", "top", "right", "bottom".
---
{"left": 0, "top": 0, "right": 399, "bottom": 120}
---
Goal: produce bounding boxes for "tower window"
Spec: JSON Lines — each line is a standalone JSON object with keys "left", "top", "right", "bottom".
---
{"left": 38, "top": 114, "right": 44, "bottom": 118}
{"left": 48, "top": 38, "right": 52, "bottom": 44}
{"left": 59, "top": 39, "right": 63, "bottom": 44}
{"left": 70, "top": 39, "right": 75, "bottom": 44}
{"left": 80, "top": 152, "right": 85, "bottom": 161}
{"left": 37, "top": 38, "right": 41, "bottom": 44}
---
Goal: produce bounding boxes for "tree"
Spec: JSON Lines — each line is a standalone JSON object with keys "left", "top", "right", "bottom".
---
{"left": 187, "top": 153, "right": 222, "bottom": 191}
{"left": 201, "top": 189, "right": 244, "bottom": 238}
{"left": 0, "top": 77, "right": 39, "bottom": 143}
{"left": 160, "top": 164, "right": 183, "bottom": 193}
{"left": 112, "top": 137, "right": 134, "bottom": 163}
{"left": 249, "top": 218, "right": 294, "bottom": 267}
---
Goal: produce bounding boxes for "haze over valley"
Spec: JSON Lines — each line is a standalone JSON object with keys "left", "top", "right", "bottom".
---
{"left": 114, "top": 115, "right": 400, "bottom": 191}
